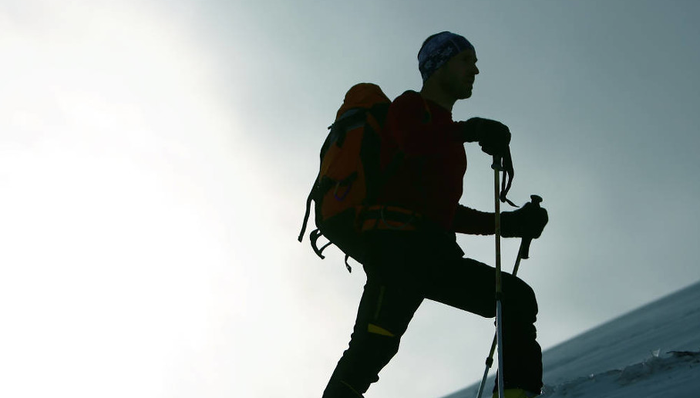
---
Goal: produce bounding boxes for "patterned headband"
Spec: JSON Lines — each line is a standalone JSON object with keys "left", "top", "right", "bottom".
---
{"left": 418, "top": 31, "right": 474, "bottom": 82}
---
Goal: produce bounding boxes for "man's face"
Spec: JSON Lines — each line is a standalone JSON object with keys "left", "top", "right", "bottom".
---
{"left": 438, "top": 48, "right": 480, "bottom": 100}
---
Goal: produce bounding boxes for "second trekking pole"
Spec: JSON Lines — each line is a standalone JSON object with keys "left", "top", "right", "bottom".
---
{"left": 475, "top": 195, "right": 543, "bottom": 398}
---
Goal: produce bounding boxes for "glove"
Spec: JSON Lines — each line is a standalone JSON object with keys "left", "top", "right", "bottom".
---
{"left": 464, "top": 117, "right": 512, "bottom": 156}
{"left": 501, "top": 201, "right": 548, "bottom": 239}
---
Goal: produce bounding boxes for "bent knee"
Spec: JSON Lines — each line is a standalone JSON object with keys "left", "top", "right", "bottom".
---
{"left": 504, "top": 277, "right": 538, "bottom": 318}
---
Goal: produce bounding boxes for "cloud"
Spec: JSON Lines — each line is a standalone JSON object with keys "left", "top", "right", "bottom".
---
{"left": 0, "top": 2, "right": 266, "bottom": 397}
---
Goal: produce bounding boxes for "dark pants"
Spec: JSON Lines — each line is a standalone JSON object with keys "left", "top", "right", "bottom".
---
{"left": 322, "top": 230, "right": 542, "bottom": 397}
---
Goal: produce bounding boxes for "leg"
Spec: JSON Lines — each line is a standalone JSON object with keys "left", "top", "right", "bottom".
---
{"left": 323, "top": 233, "right": 425, "bottom": 397}
{"left": 423, "top": 256, "right": 543, "bottom": 393}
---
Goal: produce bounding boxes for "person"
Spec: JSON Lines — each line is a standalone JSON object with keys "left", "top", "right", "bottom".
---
{"left": 322, "top": 31, "right": 548, "bottom": 398}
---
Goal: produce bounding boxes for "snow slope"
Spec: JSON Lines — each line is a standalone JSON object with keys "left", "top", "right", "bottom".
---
{"left": 442, "top": 280, "right": 700, "bottom": 398}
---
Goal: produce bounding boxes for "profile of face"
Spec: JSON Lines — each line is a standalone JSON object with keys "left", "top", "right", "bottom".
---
{"left": 435, "top": 48, "right": 480, "bottom": 100}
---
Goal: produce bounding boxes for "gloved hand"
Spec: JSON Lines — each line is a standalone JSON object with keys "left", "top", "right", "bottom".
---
{"left": 464, "top": 117, "right": 511, "bottom": 156}
{"left": 501, "top": 201, "right": 548, "bottom": 239}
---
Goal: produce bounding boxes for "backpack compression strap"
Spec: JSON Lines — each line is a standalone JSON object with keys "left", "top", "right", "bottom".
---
{"left": 298, "top": 178, "right": 316, "bottom": 243}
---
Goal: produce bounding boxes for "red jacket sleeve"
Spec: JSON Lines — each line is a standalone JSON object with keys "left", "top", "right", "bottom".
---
{"left": 452, "top": 205, "right": 495, "bottom": 235}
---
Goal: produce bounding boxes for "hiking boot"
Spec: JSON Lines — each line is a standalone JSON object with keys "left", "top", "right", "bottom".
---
{"left": 492, "top": 388, "right": 539, "bottom": 398}
{"left": 322, "top": 379, "right": 364, "bottom": 398}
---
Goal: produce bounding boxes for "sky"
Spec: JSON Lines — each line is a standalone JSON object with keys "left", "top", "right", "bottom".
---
{"left": 0, "top": 1, "right": 699, "bottom": 398}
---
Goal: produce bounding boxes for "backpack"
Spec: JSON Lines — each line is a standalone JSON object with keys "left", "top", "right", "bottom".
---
{"left": 298, "top": 83, "right": 392, "bottom": 272}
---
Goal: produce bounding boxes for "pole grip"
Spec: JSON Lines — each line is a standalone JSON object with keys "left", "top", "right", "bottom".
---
{"left": 519, "top": 238, "right": 533, "bottom": 260}
{"left": 519, "top": 195, "right": 542, "bottom": 259}
{"left": 492, "top": 155, "right": 503, "bottom": 171}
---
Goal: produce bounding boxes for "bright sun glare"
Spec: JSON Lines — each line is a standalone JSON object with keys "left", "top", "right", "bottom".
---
{"left": 0, "top": 3, "right": 248, "bottom": 397}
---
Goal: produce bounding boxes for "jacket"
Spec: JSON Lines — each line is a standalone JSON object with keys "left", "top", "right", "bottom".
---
{"left": 377, "top": 90, "right": 494, "bottom": 235}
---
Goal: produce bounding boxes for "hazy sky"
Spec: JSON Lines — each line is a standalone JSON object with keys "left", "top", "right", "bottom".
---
{"left": 1, "top": 1, "right": 699, "bottom": 398}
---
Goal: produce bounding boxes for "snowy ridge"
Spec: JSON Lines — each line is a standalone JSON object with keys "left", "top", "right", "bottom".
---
{"left": 442, "top": 281, "right": 700, "bottom": 398}
{"left": 540, "top": 350, "right": 700, "bottom": 398}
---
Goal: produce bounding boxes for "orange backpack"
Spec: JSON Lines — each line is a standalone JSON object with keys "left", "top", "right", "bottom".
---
{"left": 298, "top": 83, "right": 393, "bottom": 272}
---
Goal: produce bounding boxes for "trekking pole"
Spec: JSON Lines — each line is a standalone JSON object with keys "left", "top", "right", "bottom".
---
{"left": 492, "top": 155, "right": 506, "bottom": 398}
{"left": 475, "top": 195, "right": 543, "bottom": 398}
